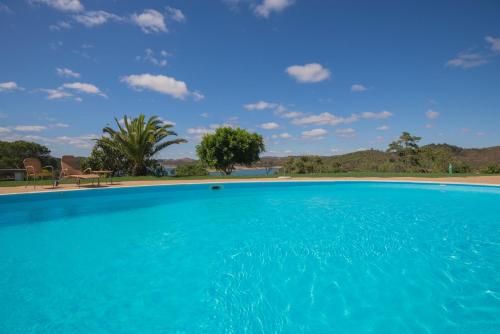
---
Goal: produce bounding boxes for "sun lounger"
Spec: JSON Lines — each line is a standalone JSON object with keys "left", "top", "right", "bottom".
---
{"left": 60, "top": 155, "right": 101, "bottom": 187}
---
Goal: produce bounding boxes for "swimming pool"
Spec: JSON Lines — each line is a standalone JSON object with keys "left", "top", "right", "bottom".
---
{"left": 1, "top": 181, "right": 499, "bottom": 333}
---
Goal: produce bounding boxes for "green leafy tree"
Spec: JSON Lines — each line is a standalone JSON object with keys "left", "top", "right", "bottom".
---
{"left": 81, "top": 138, "right": 130, "bottom": 176}
{"left": 0, "top": 140, "right": 58, "bottom": 169}
{"left": 101, "top": 115, "right": 187, "bottom": 176}
{"left": 387, "top": 132, "right": 422, "bottom": 171}
{"left": 196, "top": 127, "right": 265, "bottom": 175}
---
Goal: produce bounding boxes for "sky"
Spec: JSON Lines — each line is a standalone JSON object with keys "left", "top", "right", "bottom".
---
{"left": 0, "top": 0, "right": 499, "bottom": 159}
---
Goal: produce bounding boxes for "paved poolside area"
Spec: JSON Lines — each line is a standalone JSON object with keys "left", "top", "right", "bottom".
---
{"left": 1, "top": 176, "right": 499, "bottom": 195}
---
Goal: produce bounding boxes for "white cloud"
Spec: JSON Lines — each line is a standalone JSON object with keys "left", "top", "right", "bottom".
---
{"left": 260, "top": 122, "right": 279, "bottom": 130}
{"left": 200, "top": 112, "right": 209, "bottom": 118}
{"left": 0, "top": 127, "right": 10, "bottom": 133}
{"left": 376, "top": 125, "right": 390, "bottom": 131}
{"left": 192, "top": 91, "right": 205, "bottom": 101}
{"left": 187, "top": 127, "right": 213, "bottom": 135}
{"left": 166, "top": 6, "right": 186, "bottom": 22}
{"left": 31, "top": 0, "right": 83, "bottom": 12}
{"left": 244, "top": 100, "right": 278, "bottom": 110}
{"left": 138, "top": 48, "right": 168, "bottom": 67}
{"left": 485, "top": 36, "right": 500, "bottom": 52}
{"left": 286, "top": 63, "right": 331, "bottom": 83}
{"left": 187, "top": 126, "right": 214, "bottom": 140}
{"left": 292, "top": 112, "right": 357, "bottom": 126}
{"left": 40, "top": 88, "right": 73, "bottom": 100}
{"left": 0, "top": 81, "right": 23, "bottom": 92}
{"left": 301, "top": 128, "right": 327, "bottom": 139}
{"left": 426, "top": 109, "right": 440, "bottom": 119}
{"left": 49, "top": 21, "right": 72, "bottom": 31}
{"left": 56, "top": 67, "right": 80, "bottom": 78}
{"left": 446, "top": 51, "right": 488, "bottom": 69}
{"left": 159, "top": 118, "right": 176, "bottom": 126}
{"left": 121, "top": 73, "right": 200, "bottom": 100}
{"left": 131, "top": 9, "right": 167, "bottom": 34}
{"left": 278, "top": 132, "right": 292, "bottom": 139}
{"left": 331, "top": 148, "right": 341, "bottom": 153}
{"left": 292, "top": 110, "right": 392, "bottom": 126}
{"left": 62, "top": 82, "right": 107, "bottom": 98}
{"left": 74, "top": 10, "right": 122, "bottom": 27}
{"left": 14, "top": 125, "right": 47, "bottom": 132}
{"left": 335, "top": 128, "right": 356, "bottom": 138}
{"left": 425, "top": 124, "right": 433, "bottom": 129}
{"left": 54, "top": 122, "right": 69, "bottom": 128}
{"left": 281, "top": 111, "right": 302, "bottom": 118}
{"left": 351, "top": 84, "right": 367, "bottom": 92}
{"left": 255, "top": 0, "right": 294, "bottom": 18}
{"left": 360, "top": 111, "right": 393, "bottom": 120}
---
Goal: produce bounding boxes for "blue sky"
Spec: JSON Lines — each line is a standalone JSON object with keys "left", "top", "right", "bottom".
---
{"left": 0, "top": 0, "right": 499, "bottom": 158}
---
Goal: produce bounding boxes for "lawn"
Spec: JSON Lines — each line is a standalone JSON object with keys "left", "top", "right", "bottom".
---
{"left": 0, "top": 172, "right": 492, "bottom": 187}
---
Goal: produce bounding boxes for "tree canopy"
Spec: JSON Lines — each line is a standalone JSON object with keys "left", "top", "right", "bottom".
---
{"left": 196, "top": 127, "right": 265, "bottom": 175}
{"left": 98, "top": 115, "right": 186, "bottom": 176}
{"left": 0, "top": 140, "right": 58, "bottom": 169}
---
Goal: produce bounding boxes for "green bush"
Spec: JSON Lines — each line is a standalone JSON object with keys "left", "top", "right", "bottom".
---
{"left": 175, "top": 164, "right": 209, "bottom": 177}
{"left": 482, "top": 164, "right": 500, "bottom": 174}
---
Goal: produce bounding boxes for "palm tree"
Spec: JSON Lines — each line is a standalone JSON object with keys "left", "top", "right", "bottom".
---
{"left": 101, "top": 115, "right": 186, "bottom": 176}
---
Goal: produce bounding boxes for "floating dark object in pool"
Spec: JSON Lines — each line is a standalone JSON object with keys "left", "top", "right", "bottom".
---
{"left": 211, "top": 185, "right": 222, "bottom": 190}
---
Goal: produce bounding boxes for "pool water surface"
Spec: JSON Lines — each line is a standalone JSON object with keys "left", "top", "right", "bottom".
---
{"left": 0, "top": 182, "right": 499, "bottom": 333}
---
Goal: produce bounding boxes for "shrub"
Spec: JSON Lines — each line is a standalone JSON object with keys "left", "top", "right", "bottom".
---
{"left": 175, "top": 163, "right": 209, "bottom": 177}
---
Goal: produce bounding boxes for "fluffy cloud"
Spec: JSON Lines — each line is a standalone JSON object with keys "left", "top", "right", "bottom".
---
{"left": 74, "top": 10, "right": 122, "bottom": 27}
{"left": 426, "top": 109, "right": 440, "bottom": 119}
{"left": 301, "top": 128, "right": 327, "bottom": 139}
{"left": 62, "top": 82, "right": 107, "bottom": 98}
{"left": 446, "top": 51, "right": 488, "bottom": 69}
{"left": 286, "top": 63, "right": 331, "bottom": 83}
{"left": 281, "top": 111, "right": 302, "bottom": 118}
{"left": 292, "top": 110, "right": 392, "bottom": 126}
{"left": 56, "top": 67, "right": 80, "bottom": 78}
{"left": 54, "top": 122, "right": 69, "bottom": 128}
{"left": 14, "top": 125, "right": 47, "bottom": 132}
{"left": 260, "top": 122, "right": 279, "bottom": 130}
{"left": 166, "top": 6, "right": 186, "bottom": 22}
{"left": 271, "top": 132, "right": 292, "bottom": 139}
{"left": 485, "top": 36, "right": 500, "bottom": 52}
{"left": 335, "top": 128, "right": 356, "bottom": 138}
{"left": 0, "top": 81, "right": 23, "bottom": 92}
{"left": 31, "top": 0, "right": 83, "bottom": 12}
{"left": 121, "top": 73, "right": 201, "bottom": 100}
{"left": 40, "top": 88, "right": 74, "bottom": 100}
{"left": 159, "top": 118, "right": 176, "bottom": 126}
{"left": 360, "top": 111, "right": 393, "bottom": 120}
{"left": 131, "top": 9, "right": 167, "bottom": 34}
{"left": 244, "top": 101, "right": 278, "bottom": 111}
{"left": 292, "top": 112, "right": 357, "bottom": 126}
{"left": 0, "top": 127, "right": 10, "bottom": 133}
{"left": 49, "top": 21, "right": 72, "bottom": 31}
{"left": 255, "top": 0, "right": 294, "bottom": 18}
{"left": 376, "top": 125, "right": 390, "bottom": 131}
{"left": 351, "top": 84, "right": 367, "bottom": 92}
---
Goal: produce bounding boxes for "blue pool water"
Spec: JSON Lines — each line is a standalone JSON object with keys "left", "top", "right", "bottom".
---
{"left": 0, "top": 181, "right": 499, "bottom": 333}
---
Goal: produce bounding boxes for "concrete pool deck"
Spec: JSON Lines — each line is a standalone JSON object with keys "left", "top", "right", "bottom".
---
{"left": 1, "top": 175, "right": 500, "bottom": 195}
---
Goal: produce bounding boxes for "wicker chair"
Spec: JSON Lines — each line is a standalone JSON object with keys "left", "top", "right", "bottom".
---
{"left": 60, "top": 155, "right": 101, "bottom": 187}
{"left": 23, "top": 158, "right": 55, "bottom": 189}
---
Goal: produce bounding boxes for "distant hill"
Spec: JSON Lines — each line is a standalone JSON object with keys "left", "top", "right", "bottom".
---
{"left": 162, "top": 145, "right": 500, "bottom": 173}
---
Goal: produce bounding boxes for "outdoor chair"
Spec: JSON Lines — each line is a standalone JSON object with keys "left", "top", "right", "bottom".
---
{"left": 60, "top": 155, "right": 101, "bottom": 187}
{"left": 23, "top": 157, "right": 55, "bottom": 189}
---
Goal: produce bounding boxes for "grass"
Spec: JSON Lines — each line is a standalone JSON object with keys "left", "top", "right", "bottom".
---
{"left": 0, "top": 172, "right": 494, "bottom": 187}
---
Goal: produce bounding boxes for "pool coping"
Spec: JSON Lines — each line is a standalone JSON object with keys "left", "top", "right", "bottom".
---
{"left": 1, "top": 178, "right": 500, "bottom": 197}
